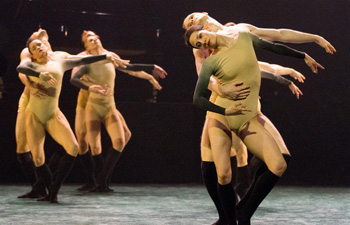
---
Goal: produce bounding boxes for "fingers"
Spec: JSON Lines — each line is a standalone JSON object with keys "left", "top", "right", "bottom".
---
{"left": 232, "top": 81, "right": 244, "bottom": 86}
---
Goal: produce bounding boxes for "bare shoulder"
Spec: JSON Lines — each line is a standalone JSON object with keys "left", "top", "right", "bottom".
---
{"left": 235, "top": 23, "right": 257, "bottom": 31}
{"left": 20, "top": 48, "right": 31, "bottom": 62}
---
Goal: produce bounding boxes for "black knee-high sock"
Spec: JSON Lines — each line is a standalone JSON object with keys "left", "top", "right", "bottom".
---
{"left": 93, "top": 154, "right": 104, "bottom": 178}
{"left": 201, "top": 161, "right": 227, "bottom": 225}
{"left": 48, "top": 147, "right": 66, "bottom": 177}
{"left": 235, "top": 165, "right": 251, "bottom": 199}
{"left": 17, "top": 152, "right": 38, "bottom": 185}
{"left": 248, "top": 156, "right": 267, "bottom": 184}
{"left": 217, "top": 183, "right": 237, "bottom": 225}
{"left": 230, "top": 157, "right": 237, "bottom": 187}
{"left": 236, "top": 170, "right": 279, "bottom": 223}
{"left": 51, "top": 153, "right": 76, "bottom": 191}
{"left": 282, "top": 154, "right": 291, "bottom": 165}
{"left": 79, "top": 150, "right": 95, "bottom": 184}
{"left": 36, "top": 164, "right": 53, "bottom": 190}
{"left": 96, "top": 148, "right": 122, "bottom": 187}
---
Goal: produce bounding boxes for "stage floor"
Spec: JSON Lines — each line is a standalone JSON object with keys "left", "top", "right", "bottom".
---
{"left": 0, "top": 184, "right": 349, "bottom": 225}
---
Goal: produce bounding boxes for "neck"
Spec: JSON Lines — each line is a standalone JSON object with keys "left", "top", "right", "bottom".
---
{"left": 215, "top": 33, "right": 233, "bottom": 49}
{"left": 88, "top": 45, "right": 105, "bottom": 55}
{"left": 33, "top": 55, "right": 49, "bottom": 64}
{"left": 206, "top": 18, "right": 224, "bottom": 32}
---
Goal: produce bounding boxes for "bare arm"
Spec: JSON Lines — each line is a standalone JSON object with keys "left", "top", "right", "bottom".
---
{"left": 120, "top": 70, "right": 162, "bottom": 90}
{"left": 258, "top": 61, "right": 305, "bottom": 83}
{"left": 244, "top": 23, "right": 336, "bottom": 54}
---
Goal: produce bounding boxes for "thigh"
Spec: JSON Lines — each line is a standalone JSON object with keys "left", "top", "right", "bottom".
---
{"left": 115, "top": 108, "right": 131, "bottom": 143}
{"left": 25, "top": 109, "right": 46, "bottom": 166}
{"left": 46, "top": 110, "right": 79, "bottom": 157}
{"left": 16, "top": 110, "right": 30, "bottom": 153}
{"left": 232, "top": 132, "right": 248, "bottom": 167}
{"left": 201, "top": 116, "right": 213, "bottom": 162}
{"left": 258, "top": 114, "right": 290, "bottom": 155}
{"left": 85, "top": 104, "right": 102, "bottom": 155}
{"left": 207, "top": 116, "right": 232, "bottom": 177}
{"left": 104, "top": 108, "right": 125, "bottom": 151}
{"left": 240, "top": 115, "right": 284, "bottom": 172}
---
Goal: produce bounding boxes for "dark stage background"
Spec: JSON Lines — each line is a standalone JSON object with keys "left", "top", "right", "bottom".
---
{"left": 0, "top": 0, "right": 349, "bottom": 186}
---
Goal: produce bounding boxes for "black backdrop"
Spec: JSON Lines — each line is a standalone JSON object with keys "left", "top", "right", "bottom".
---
{"left": 0, "top": 0, "right": 349, "bottom": 186}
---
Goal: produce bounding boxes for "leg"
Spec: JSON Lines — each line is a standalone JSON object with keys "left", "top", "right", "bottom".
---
{"left": 46, "top": 110, "right": 79, "bottom": 203}
{"left": 116, "top": 109, "right": 132, "bottom": 145}
{"left": 237, "top": 114, "right": 287, "bottom": 224}
{"left": 200, "top": 117, "right": 227, "bottom": 225}
{"left": 93, "top": 108, "right": 125, "bottom": 192}
{"left": 208, "top": 117, "right": 237, "bottom": 225}
{"left": 232, "top": 134, "right": 251, "bottom": 200}
{"left": 25, "top": 109, "right": 51, "bottom": 198}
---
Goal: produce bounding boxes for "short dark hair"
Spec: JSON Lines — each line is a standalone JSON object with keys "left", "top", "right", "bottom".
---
{"left": 26, "top": 37, "right": 37, "bottom": 55}
{"left": 184, "top": 25, "right": 204, "bottom": 48}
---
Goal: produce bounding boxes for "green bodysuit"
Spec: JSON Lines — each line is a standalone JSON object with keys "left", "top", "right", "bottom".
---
{"left": 193, "top": 32, "right": 305, "bottom": 133}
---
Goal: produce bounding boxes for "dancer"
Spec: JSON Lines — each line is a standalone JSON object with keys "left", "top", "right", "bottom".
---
{"left": 16, "top": 37, "right": 117, "bottom": 203}
{"left": 185, "top": 25, "right": 322, "bottom": 224}
{"left": 183, "top": 13, "right": 333, "bottom": 224}
{"left": 70, "top": 30, "right": 165, "bottom": 192}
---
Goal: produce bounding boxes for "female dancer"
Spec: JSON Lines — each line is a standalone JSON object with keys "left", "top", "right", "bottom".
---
{"left": 185, "top": 25, "right": 322, "bottom": 224}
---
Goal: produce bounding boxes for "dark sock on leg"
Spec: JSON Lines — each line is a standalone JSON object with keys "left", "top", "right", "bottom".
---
{"left": 50, "top": 153, "right": 76, "bottom": 203}
{"left": 48, "top": 147, "right": 66, "bottom": 178}
{"left": 235, "top": 165, "right": 251, "bottom": 199}
{"left": 201, "top": 161, "right": 227, "bottom": 225}
{"left": 237, "top": 170, "right": 279, "bottom": 223}
{"left": 217, "top": 182, "right": 237, "bottom": 225}
{"left": 230, "top": 156, "right": 237, "bottom": 187}
{"left": 17, "top": 152, "right": 38, "bottom": 185}
{"left": 282, "top": 154, "right": 291, "bottom": 165}
{"left": 94, "top": 148, "right": 122, "bottom": 191}
{"left": 93, "top": 154, "right": 104, "bottom": 179}
{"left": 36, "top": 164, "right": 53, "bottom": 191}
{"left": 77, "top": 150, "right": 96, "bottom": 191}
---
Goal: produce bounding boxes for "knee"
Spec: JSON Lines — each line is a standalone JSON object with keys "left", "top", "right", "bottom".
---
{"left": 33, "top": 156, "right": 45, "bottom": 167}
{"left": 269, "top": 160, "right": 287, "bottom": 177}
{"left": 217, "top": 169, "right": 232, "bottom": 185}
{"left": 125, "top": 130, "right": 132, "bottom": 142}
{"left": 112, "top": 137, "right": 126, "bottom": 151}
{"left": 65, "top": 144, "right": 79, "bottom": 157}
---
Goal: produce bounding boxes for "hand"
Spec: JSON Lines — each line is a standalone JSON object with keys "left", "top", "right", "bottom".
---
{"left": 218, "top": 81, "right": 250, "bottom": 100}
{"left": 106, "top": 54, "right": 130, "bottom": 68}
{"left": 289, "top": 69, "right": 305, "bottom": 83}
{"left": 316, "top": 36, "right": 336, "bottom": 54}
{"left": 304, "top": 53, "right": 325, "bottom": 74}
{"left": 288, "top": 82, "right": 303, "bottom": 99}
{"left": 39, "top": 72, "right": 56, "bottom": 85}
{"left": 149, "top": 77, "right": 162, "bottom": 90}
{"left": 152, "top": 64, "right": 168, "bottom": 79}
{"left": 225, "top": 101, "right": 251, "bottom": 116}
{"left": 88, "top": 84, "right": 110, "bottom": 96}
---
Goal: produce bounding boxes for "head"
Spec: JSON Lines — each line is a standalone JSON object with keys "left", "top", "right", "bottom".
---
{"left": 30, "top": 28, "right": 52, "bottom": 51}
{"left": 81, "top": 30, "right": 101, "bottom": 51}
{"left": 26, "top": 38, "right": 48, "bottom": 60}
{"left": 184, "top": 25, "right": 217, "bottom": 49}
{"left": 183, "top": 12, "right": 209, "bottom": 30}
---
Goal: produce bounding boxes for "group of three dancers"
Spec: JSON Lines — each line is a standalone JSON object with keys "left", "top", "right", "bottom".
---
{"left": 182, "top": 12, "right": 335, "bottom": 225}
{"left": 15, "top": 28, "right": 167, "bottom": 203}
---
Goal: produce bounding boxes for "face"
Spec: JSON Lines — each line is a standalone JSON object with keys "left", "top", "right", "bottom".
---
{"left": 30, "top": 28, "right": 52, "bottom": 50}
{"left": 28, "top": 39, "right": 48, "bottom": 59}
{"left": 84, "top": 34, "right": 101, "bottom": 51}
{"left": 183, "top": 12, "right": 209, "bottom": 30}
{"left": 189, "top": 30, "right": 216, "bottom": 49}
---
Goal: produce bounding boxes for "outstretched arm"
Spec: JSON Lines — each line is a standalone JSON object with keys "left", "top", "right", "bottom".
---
{"left": 250, "top": 33, "right": 324, "bottom": 73}
{"left": 258, "top": 61, "right": 305, "bottom": 83}
{"left": 120, "top": 70, "right": 162, "bottom": 90}
{"left": 245, "top": 23, "right": 336, "bottom": 54}
{"left": 63, "top": 54, "right": 111, "bottom": 71}
{"left": 121, "top": 63, "right": 168, "bottom": 79}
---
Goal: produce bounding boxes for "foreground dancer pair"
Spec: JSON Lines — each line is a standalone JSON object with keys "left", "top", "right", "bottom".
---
{"left": 16, "top": 36, "right": 121, "bottom": 202}
{"left": 70, "top": 30, "right": 166, "bottom": 192}
{"left": 185, "top": 12, "right": 330, "bottom": 225}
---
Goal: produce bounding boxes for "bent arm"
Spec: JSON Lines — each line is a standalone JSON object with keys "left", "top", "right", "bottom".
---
{"left": 70, "top": 66, "right": 90, "bottom": 90}
{"left": 17, "top": 62, "right": 40, "bottom": 77}
{"left": 193, "top": 61, "right": 226, "bottom": 115}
